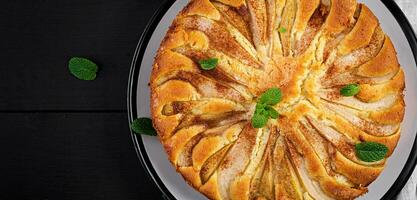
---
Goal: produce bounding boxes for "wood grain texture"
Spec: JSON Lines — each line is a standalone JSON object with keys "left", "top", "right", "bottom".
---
{"left": 0, "top": 113, "right": 161, "bottom": 199}
{"left": 0, "top": 0, "right": 163, "bottom": 199}
{"left": 0, "top": 0, "right": 159, "bottom": 111}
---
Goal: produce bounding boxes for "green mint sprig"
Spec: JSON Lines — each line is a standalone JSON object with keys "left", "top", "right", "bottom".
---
{"left": 355, "top": 141, "right": 388, "bottom": 162}
{"left": 265, "top": 106, "right": 279, "bottom": 119}
{"left": 199, "top": 58, "right": 218, "bottom": 70}
{"left": 251, "top": 113, "right": 269, "bottom": 128}
{"left": 340, "top": 83, "right": 360, "bottom": 97}
{"left": 131, "top": 117, "right": 157, "bottom": 136}
{"left": 259, "top": 87, "right": 283, "bottom": 105}
{"left": 251, "top": 88, "right": 282, "bottom": 128}
{"left": 68, "top": 57, "right": 98, "bottom": 80}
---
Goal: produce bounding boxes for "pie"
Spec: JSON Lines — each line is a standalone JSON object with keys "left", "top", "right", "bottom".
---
{"left": 149, "top": 0, "right": 405, "bottom": 199}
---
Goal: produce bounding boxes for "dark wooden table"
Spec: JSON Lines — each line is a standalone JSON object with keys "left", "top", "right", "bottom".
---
{"left": 0, "top": 0, "right": 163, "bottom": 199}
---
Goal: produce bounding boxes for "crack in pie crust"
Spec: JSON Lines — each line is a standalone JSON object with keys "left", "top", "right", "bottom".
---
{"left": 149, "top": 0, "right": 406, "bottom": 199}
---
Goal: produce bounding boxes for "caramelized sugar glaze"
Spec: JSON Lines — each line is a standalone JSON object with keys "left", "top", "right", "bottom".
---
{"left": 150, "top": 0, "right": 405, "bottom": 199}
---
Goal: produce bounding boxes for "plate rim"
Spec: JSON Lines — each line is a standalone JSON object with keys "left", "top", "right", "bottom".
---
{"left": 127, "top": 0, "right": 417, "bottom": 199}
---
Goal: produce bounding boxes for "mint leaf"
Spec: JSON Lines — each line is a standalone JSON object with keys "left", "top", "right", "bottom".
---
{"left": 265, "top": 106, "right": 279, "bottom": 119}
{"left": 252, "top": 88, "right": 283, "bottom": 128}
{"left": 278, "top": 27, "right": 287, "bottom": 33}
{"left": 251, "top": 113, "right": 268, "bottom": 128}
{"left": 199, "top": 58, "right": 218, "bottom": 70}
{"left": 340, "top": 84, "right": 360, "bottom": 97}
{"left": 259, "top": 88, "right": 282, "bottom": 105}
{"left": 355, "top": 142, "right": 388, "bottom": 162}
{"left": 68, "top": 57, "right": 98, "bottom": 80}
{"left": 255, "top": 103, "right": 266, "bottom": 113}
{"left": 131, "top": 118, "right": 157, "bottom": 136}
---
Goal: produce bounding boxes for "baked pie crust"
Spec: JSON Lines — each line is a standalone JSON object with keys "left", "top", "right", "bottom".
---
{"left": 149, "top": 0, "right": 405, "bottom": 199}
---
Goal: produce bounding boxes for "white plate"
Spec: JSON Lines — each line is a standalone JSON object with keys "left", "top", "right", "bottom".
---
{"left": 127, "top": 0, "right": 417, "bottom": 199}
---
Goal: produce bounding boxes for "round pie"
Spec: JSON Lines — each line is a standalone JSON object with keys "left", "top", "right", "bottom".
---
{"left": 149, "top": 0, "right": 405, "bottom": 199}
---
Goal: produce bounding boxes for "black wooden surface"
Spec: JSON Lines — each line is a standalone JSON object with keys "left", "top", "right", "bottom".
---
{"left": 0, "top": 0, "right": 162, "bottom": 199}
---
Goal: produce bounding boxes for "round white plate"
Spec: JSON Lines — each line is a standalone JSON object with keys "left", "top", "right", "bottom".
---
{"left": 128, "top": 0, "right": 417, "bottom": 199}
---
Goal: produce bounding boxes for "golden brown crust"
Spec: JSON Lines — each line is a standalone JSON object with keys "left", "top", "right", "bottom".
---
{"left": 183, "top": 0, "right": 221, "bottom": 20}
{"left": 246, "top": 0, "right": 268, "bottom": 52}
{"left": 369, "top": 99, "right": 405, "bottom": 125}
{"left": 356, "top": 69, "right": 405, "bottom": 102}
{"left": 338, "top": 4, "right": 378, "bottom": 55}
{"left": 332, "top": 151, "right": 383, "bottom": 186}
{"left": 229, "top": 175, "right": 251, "bottom": 200}
{"left": 200, "top": 173, "right": 222, "bottom": 200}
{"left": 179, "top": 166, "right": 203, "bottom": 188}
{"left": 213, "top": 2, "right": 253, "bottom": 43}
{"left": 150, "top": 0, "right": 406, "bottom": 199}
{"left": 292, "top": 0, "right": 320, "bottom": 39}
{"left": 323, "top": 0, "right": 357, "bottom": 36}
{"left": 216, "top": 0, "right": 245, "bottom": 7}
{"left": 356, "top": 36, "right": 400, "bottom": 77}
